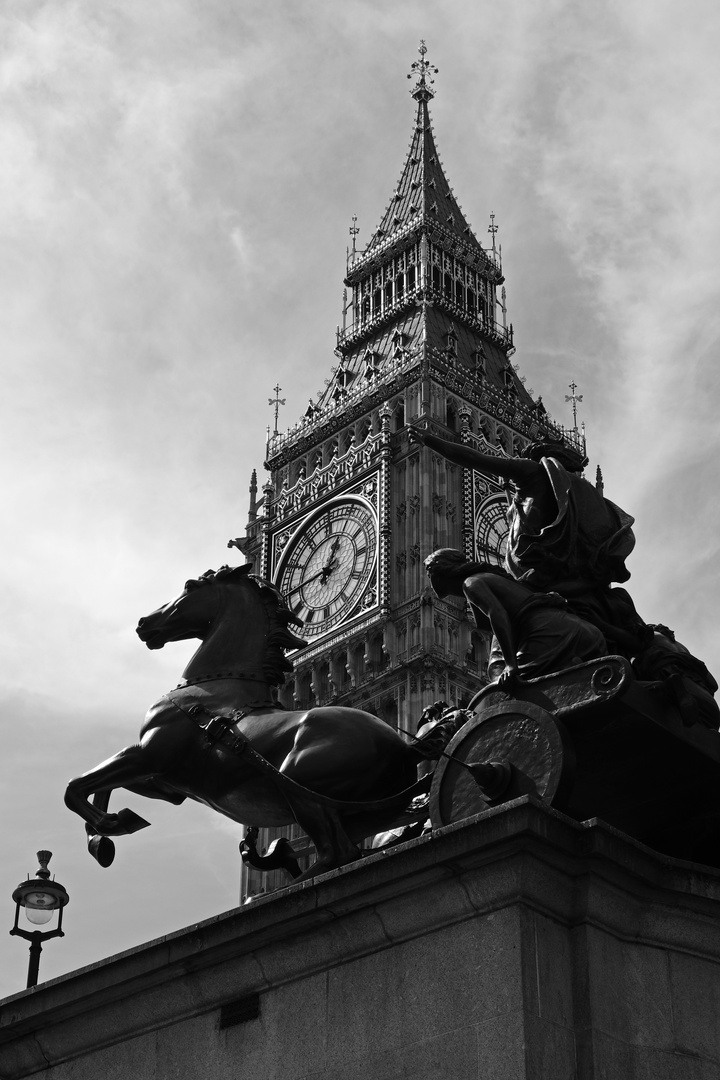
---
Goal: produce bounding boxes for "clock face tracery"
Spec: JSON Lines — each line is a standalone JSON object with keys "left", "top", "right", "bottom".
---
{"left": 276, "top": 498, "right": 378, "bottom": 639}
{"left": 475, "top": 492, "right": 510, "bottom": 567}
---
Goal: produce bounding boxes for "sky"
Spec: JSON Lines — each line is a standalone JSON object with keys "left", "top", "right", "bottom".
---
{"left": 1, "top": 0, "right": 720, "bottom": 998}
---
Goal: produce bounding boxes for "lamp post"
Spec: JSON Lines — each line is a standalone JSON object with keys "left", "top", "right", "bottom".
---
{"left": 10, "top": 850, "right": 70, "bottom": 989}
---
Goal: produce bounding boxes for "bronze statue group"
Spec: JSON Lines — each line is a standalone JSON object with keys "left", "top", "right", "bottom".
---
{"left": 62, "top": 425, "right": 720, "bottom": 883}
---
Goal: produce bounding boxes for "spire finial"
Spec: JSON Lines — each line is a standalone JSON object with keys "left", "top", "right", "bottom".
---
{"left": 488, "top": 211, "right": 498, "bottom": 256}
{"left": 349, "top": 215, "right": 359, "bottom": 261}
{"left": 407, "top": 40, "right": 438, "bottom": 101}
{"left": 565, "top": 380, "right": 584, "bottom": 433}
{"left": 268, "top": 384, "right": 286, "bottom": 437}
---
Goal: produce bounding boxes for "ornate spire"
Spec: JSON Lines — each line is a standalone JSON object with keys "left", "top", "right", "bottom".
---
{"left": 360, "top": 46, "right": 486, "bottom": 262}
{"left": 407, "top": 40, "right": 438, "bottom": 101}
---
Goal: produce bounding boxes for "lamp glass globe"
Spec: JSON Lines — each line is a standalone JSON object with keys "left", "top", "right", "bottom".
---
{"left": 24, "top": 892, "right": 55, "bottom": 925}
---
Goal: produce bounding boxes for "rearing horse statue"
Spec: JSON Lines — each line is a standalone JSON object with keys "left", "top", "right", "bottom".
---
{"left": 64, "top": 566, "right": 421, "bottom": 881}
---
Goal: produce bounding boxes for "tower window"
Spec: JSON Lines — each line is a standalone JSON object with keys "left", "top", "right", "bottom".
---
{"left": 445, "top": 327, "right": 458, "bottom": 356}
{"left": 356, "top": 417, "right": 371, "bottom": 442}
{"left": 363, "top": 350, "right": 382, "bottom": 380}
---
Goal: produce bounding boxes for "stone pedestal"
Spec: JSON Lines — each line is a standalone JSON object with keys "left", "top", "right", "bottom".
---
{"left": 2, "top": 797, "right": 719, "bottom": 1079}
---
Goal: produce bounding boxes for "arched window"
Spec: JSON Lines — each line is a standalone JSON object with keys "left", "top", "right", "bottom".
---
{"left": 337, "top": 651, "right": 350, "bottom": 690}
{"left": 473, "top": 348, "right": 486, "bottom": 377}
{"left": 410, "top": 620, "right": 420, "bottom": 649}
{"left": 354, "top": 643, "right": 366, "bottom": 682}
{"left": 383, "top": 281, "right": 393, "bottom": 308}
{"left": 448, "top": 624, "right": 458, "bottom": 657}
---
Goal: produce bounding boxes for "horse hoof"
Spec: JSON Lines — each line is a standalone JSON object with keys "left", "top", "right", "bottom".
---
{"left": 239, "top": 836, "right": 301, "bottom": 879}
{"left": 88, "top": 835, "right": 115, "bottom": 867}
{"left": 116, "top": 808, "right": 151, "bottom": 833}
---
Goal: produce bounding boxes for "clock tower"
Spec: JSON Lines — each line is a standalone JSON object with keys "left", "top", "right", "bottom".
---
{"left": 236, "top": 44, "right": 581, "bottom": 891}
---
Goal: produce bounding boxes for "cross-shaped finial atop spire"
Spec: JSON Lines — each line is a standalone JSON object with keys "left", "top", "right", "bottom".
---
{"left": 488, "top": 211, "right": 498, "bottom": 256}
{"left": 565, "top": 380, "right": 583, "bottom": 432}
{"left": 349, "top": 215, "right": 359, "bottom": 258}
{"left": 407, "top": 40, "right": 438, "bottom": 100}
{"left": 268, "top": 383, "right": 286, "bottom": 436}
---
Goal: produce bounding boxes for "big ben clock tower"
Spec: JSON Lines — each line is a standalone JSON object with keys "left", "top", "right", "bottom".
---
{"left": 236, "top": 44, "right": 581, "bottom": 889}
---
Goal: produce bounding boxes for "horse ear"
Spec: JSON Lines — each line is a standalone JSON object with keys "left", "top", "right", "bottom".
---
{"left": 226, "top": 564, "right": 253, "bottom": 580}
{"left": 214, "top": 564, "right": 253, "bottom": 582}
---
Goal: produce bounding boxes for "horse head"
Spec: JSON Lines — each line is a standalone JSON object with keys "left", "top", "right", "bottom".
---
{"left": 137, "top": 565, "right": 308, "bottom": 684}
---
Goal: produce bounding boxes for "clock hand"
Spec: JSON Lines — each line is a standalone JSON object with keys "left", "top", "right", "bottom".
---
{"left": 319, "top": 535, "right": 343, "bottom": 583}
{"left": 284, "top": 537, "right": 345, "bottom": 599}
{"left": 284, "top": 568, "right": 332, "bottom": 598}
{"left": 328, "top": 535, "right": 341, "bottom": 558}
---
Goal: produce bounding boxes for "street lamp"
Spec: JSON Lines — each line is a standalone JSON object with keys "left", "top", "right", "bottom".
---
{"left": 10, "top": 850, "right": 70, "bottom": 989}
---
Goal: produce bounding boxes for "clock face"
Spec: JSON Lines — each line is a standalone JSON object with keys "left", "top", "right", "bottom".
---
{"left": 475, "top": 493, "right": 509, "bottom": 567}
{"left": 276, "top": 499, "right": 378, "bottom": 638}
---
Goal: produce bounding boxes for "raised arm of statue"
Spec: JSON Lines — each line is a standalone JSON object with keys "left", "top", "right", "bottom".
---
{"left": 407, "top": 426, "right": 544, "bottom": 492}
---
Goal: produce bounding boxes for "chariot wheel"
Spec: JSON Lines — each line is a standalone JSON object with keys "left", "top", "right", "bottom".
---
{"left": 429, "top": 697, "right": 575, "bottom": 829}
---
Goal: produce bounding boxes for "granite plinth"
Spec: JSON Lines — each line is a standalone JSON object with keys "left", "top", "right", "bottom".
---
{"left": 1, "top": 797, "right": 719, "bottom": 1079}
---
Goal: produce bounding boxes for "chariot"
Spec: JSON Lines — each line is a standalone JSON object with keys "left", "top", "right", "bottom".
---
{"left": 429, "top": 655, "right": 720, "bottom": 866}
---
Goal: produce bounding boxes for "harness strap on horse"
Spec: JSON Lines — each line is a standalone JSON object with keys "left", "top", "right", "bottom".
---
{"left": 165, "top": 695, "right": 430, "bottom": 815}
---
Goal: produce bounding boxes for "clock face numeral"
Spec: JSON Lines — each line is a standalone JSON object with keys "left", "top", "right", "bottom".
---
{"left": 276, "top": 499, "right": 378, "bottom": 638}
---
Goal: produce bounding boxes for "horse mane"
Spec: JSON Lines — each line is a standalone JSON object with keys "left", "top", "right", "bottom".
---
{"left": 185, "top": 565, "right": 308, "bottom": 685}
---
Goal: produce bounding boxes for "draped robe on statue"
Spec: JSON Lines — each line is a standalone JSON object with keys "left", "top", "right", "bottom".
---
{"left": 506, "top": 457, "right": 636, "bottom": 590}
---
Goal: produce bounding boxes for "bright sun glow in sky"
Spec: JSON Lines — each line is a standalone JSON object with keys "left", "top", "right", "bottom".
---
{"left": 2, "top": 0, "right": 719, "bottom": 997}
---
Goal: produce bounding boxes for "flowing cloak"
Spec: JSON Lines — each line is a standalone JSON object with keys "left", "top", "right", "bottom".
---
{"left": 505, "top": 457, "right": 636, "bottom": 590}
{"left": 483, "top": 592, "right": 608, "bottom": 682}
